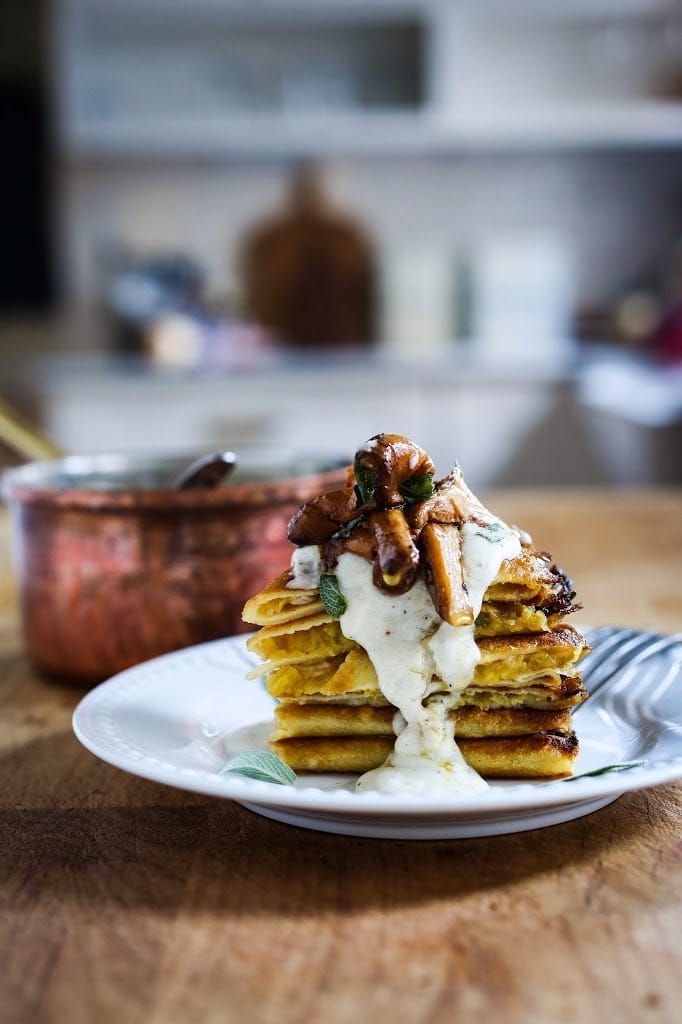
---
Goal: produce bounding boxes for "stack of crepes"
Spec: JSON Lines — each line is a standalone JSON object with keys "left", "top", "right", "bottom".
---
{"left": 242, "top": 435, "right": 589, "bottom": 781}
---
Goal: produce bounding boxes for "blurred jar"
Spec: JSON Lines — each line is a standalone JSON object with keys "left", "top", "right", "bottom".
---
{"left": 106, "top": 252, "right": 204, "bottom": 355}
{"left": 379, "top": 244, "right": 455, "bottom": 360}
{"left": 471, "top": 232, "right": 574, "bottom": 367}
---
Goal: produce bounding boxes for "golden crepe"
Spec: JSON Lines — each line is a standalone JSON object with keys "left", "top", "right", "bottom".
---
{"left": 243, "top": 434, "right": 589, "bottom": 790}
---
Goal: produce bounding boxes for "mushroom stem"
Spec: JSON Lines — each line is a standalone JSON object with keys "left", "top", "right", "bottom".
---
{"left": 420, "top": 522, "right": 474, "bottom": 626}
{"left": 370, "top": 509, "right": 420, "bottom": 594}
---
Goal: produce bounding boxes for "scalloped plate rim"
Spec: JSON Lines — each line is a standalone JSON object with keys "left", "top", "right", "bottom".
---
{"left": 72, "top": 630, "right": 682, "bottom": 822}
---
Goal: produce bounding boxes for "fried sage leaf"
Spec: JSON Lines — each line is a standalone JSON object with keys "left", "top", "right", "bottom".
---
{"left": 398, "top": 473, "right": 434, "bottom": 504}
{"left": 561, "top": 761, "right": 645, "bottom": 782}
{"left": 220, "top": 750, "right": 297, "bottom": 785}
{"left": 354, "top": 461, "right": 376, "bottom": 504}
{"left": 319, "top": 573, "right": 348, "bottom": 618}
{"left": 475, "top": 522, "right": 507, "bottom": 543}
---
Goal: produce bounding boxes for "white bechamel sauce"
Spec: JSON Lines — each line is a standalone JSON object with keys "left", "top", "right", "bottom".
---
{"left": 335, "top": 520, "right": 521, "bottom": 796}
{"left": 460, "top": 521, "right": 520, "bottom": 611}
{"left": 287, "top": 545, "right": 322, "bottom": 590}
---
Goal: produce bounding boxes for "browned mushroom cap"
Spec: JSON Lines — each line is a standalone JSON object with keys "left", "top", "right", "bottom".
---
{"left": 408, "top": 470, "right": 495, "bottom": 532}
{"left": 354, "top": 434, "right": 435, "bottom": 508}
{"left": 407, "top": 491, "right": 461, "bottom": 532}
{"left": 287, "top": 487, "right": 360, "bottom": 546}
{"left": 370, "top": 509, "right": 420, "bottom": 594}
{"left": 420, "top": 522, "right": 474, "bottom": 626}
{"left": 321, "top": 523, "right": 375, "bottom": 571}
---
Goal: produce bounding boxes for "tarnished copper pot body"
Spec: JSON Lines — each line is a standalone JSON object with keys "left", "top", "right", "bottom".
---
{"left": 2, "top": 453, "right": 347, "bottom": 683}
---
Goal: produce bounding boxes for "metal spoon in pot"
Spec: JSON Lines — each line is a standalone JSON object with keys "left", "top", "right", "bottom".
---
{"left": 173, "top": 451, "right": 238, "bottom": 490}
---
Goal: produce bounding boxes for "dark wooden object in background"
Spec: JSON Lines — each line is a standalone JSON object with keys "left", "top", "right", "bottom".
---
{"left": 1, "top": 491, "right": 681, "bottom": 1024}
{"left": 240, "top": 165, "right": 375, "bottom": 347}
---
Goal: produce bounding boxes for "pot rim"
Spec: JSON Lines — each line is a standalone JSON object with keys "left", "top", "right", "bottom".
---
{"left": 1, "top": 450, "right": 349, "bottom": 511}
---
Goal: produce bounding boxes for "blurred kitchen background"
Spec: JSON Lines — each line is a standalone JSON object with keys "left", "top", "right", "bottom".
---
{"left": 1, "top": 0, "right": 681, "bottom": 487}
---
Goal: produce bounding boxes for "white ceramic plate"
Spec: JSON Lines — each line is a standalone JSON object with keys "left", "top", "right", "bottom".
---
{"left": 72, "top": 626, "right": 682, "bottom": 840}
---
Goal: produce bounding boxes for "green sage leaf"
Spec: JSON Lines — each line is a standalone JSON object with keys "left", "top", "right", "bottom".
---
{"left": 354, "top": 460, "right": 376, "bottom": 504}
{"left": 475, "top": 522, "right": 506, "bottom": 542}
{"left": 319, "top": 573, "right": 348, "bottom": 618}
{"left": 398, "top": 473, "right": 434, "bottom": 504}
{"left": 220, "top": 750, "right": 297, "bottom": 785}
{"left": 332, "top": 512, "right": 368, "bottom": 542}
{"left": 561, "top": 761, "right": 645, "bottom": 782}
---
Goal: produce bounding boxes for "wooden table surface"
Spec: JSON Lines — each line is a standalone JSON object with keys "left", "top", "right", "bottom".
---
{"left": 1, "top": 490, "right": 681, "bottom": 1024}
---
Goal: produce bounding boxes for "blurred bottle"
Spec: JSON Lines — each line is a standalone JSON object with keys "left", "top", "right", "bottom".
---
{"left": 239, "top": 163, "right": 375, "bottom": 348}
{"left": 575, "top": 237, "right": 682, "bottom": 362}
{"left": 651, "top": 238, "right": 682, "bottom": 365}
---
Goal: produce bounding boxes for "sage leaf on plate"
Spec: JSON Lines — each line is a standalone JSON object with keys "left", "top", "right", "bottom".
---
{"left": 562, "top": 760, "right": 645, "bottom": 782}
{"left": 398, "top": 473, "right": 434, "bottom": 504}
{"left": 475, "top": 522, "right": 506, "bottom": 543}
{"left": 220, "top": 750, "right": 297, "bottom": 785}
{"left": 319, "top": 573, "right": 348, "bottom": 618}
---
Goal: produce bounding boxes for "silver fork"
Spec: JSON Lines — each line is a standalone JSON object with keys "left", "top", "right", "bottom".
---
{"left": 576, "top": 627, "right": 681, "bottom": 717}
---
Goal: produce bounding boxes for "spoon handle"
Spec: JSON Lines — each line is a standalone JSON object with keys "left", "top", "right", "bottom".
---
{"left": 173, "top": 451, "right": 238, "bottom": 490}
{"left": 0, "top": 398, "right": 64, "bottom": 462}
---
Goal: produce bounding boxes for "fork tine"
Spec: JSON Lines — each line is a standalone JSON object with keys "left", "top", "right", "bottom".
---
{"left": 582, "top": 631, "right": 654, "bottom": 690}
{"left": 577, "top": 632, "right": 681, "bottom": 715}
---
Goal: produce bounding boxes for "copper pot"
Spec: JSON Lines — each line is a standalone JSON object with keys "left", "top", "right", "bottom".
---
{"left": 2, "top": 451, "right": 347, "bottom": 683}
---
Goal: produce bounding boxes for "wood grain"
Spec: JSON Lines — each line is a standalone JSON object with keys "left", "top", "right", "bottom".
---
{"left": 0, "top": 492, "right": 681, "bottom": 1024}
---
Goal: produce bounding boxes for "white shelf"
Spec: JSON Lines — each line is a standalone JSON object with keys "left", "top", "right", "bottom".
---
{"left": 440, "top": 102, "right": 682, "bottom": 152}
{"left": 64, "top": 112, "right": 435, "bottom": 159}
{"left": 55, "top": 0, "right": 682, "bottom": 158}
{"left": 64, "top": 102, "right": 682, "bottom": 159}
